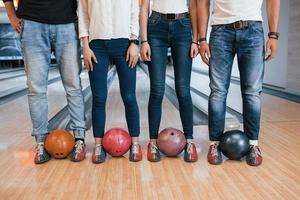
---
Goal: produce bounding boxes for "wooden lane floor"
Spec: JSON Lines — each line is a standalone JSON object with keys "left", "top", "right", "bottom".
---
{"left": 0, "top": 68, "right": 299, "bottom": 199}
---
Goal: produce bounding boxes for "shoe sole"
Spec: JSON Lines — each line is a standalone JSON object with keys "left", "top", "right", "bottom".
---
{"left": 34, "top": 158, "right": 51, "bottom": 164}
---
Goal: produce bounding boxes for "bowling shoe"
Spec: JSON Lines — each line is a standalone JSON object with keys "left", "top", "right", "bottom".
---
{"left": 147, "top": 142, "right": 161, "bottom": 162}
{"left": 34, "top": 142, "right": 51, "bottom": 164}
{"left": 184, "top": 142, "right": 198, "bottom": 162}
{"left": 246, "top": 145, "right": 263, "bottom": 166}
{"left": 68, "top": 140, "right": 86, "bottom": 162}
{"left": 207, "top": 143, "right": 223, "bottom": 165}
{"left": 92, "top": 144, "right": 106, "bottom": 164}
{"left": 129, "top": 143, "right": 143, "bottom": 162}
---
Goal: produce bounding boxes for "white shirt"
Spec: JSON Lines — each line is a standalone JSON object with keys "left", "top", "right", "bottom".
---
{"left": 211, "top": 0, "right": 263, "bottom": 25}
{"left": 152, "top": 0, "right": 189, "bottom": 14}
{"left": 78, "top": 0, "right": 139, "bottom": 41}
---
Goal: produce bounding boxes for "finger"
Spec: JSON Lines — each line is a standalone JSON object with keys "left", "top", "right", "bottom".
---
{"left": 91, "top": 53, "right": 98, "bottom": 63}
{"left": 147, "top": 50, "right": 151, "bottom": 61}
{"left": 88, "top": 60, "right": 94, "bottom": 71}
{"left": 200, "top": 52, "right": 209, "bottom": 65}
{"left": 190, "top": 48, "right": 193, "bottom": 58}
{"left": 128, "top": 54, "right": 133, "bottom": 67}
{"left": 133, "top": 56, "right": 138, "bottom": 67}
{"left": 126, "top": 50, "right": 130, "bottom": 62}
{"left": 84, "top": 60, "right": 90, "bottom": 71}
{"left": 207, "top": 48, "right": 211, "bottom": 58}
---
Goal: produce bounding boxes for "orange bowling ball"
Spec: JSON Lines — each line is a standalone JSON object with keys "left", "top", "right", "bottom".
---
{"left": 45, "top": 129, "right": 75, "bottom": 159}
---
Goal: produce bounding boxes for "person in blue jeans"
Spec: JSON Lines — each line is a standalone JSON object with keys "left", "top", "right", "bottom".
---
{"left": 198, "top": 0, "right": 280, "bottom": 166}
{"left": 4, "top": 0, "right": 86, "bottom": 164}
{"left": 78, "top": 0, "right": 142, "bottom": 163}
{"left": 140, "top": 0, "right": 199, "bottom": 162}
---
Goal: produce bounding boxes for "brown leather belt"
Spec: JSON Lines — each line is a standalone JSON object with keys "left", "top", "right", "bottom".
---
{"left": 223, "top": 20, "right": 262, "bottom": 29}
{"left": 152, "top": 11, "right": 189, "bottom": 20}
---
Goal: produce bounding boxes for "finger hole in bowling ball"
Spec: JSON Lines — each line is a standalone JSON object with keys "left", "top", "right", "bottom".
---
{"left": 171, "top": 132, "right": 174, "bottom": 136}
{"left": 60, "top": 153, "right": 63, "bottom": 155}
{"left": 56, "top": 153, "right": 59, "bottom": 156}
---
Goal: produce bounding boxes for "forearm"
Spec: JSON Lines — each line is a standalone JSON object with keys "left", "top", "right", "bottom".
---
{"left": 139, "top": 0, "right": 149, "bottom": 42}
{"left": 4, "top": 1, "right": 17, "bottom": 18}
{"left": 190, "top": 0, "right": 198, "bottom": 42}
{"left": 267, "top": 0, "right": 280, "bottom": 32}
{"left": 197, "top": 0, "right": 210, "bottom": 39}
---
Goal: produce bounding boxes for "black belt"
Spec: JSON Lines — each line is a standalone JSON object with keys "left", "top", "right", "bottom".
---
{"left": 152, "top": 11, "right": 189, "bottom": 20}
{"left": 223, "top": 20, "right": 261, "bottom": 29}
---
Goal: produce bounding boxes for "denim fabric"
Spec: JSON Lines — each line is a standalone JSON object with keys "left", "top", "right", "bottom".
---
{"left": 147, "top": 12, "right": 193, "bottom": 139}
{"left": 20, "top": 19, "right": 86, "bottom": 139}
{"left": 208, "top": 22, "right": 265, "bottom": 141}
{"left": 88, "top": 39, "right": 140, "bottom": 138}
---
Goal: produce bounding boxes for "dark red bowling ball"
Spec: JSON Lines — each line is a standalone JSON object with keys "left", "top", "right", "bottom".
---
{"left": 157, "top": 128, "right": 186, "bottom": 157}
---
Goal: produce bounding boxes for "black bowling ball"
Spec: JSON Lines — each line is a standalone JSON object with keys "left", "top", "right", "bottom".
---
{"left": 220, "top": 130, "right": 250, "bottom": 160}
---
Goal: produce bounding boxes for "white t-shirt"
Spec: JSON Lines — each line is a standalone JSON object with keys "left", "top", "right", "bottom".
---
{"left": 152, "top": 0, "right": 189, "bottom": 14}
{"left": 211, "top": 0, "right": 263, "bottom": 25}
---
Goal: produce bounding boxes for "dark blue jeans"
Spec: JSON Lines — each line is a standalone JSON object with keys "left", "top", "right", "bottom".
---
{"left": 209, "top": 22, "right": 265, "bottom": 141}
{"left": 89, "top": 39, "right": 140, "bottom": 138}
{"left": 147, "top": 12, "right": 193, "bottom": 139}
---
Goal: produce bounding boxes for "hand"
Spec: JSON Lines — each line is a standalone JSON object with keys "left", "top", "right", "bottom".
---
{"left": 126, "top": 43, "right": 139, "bottom": 68}
{"left": 140, "top": 42, "right": 151, "bottom": 61}
{"left": 265, "top": 38, "right": 278, "bottom": 61}
{"left": 199, "top": 41, "right": 211, "bottom": 66}
{"left": 8, "top": 14, "right": 21, "bottom": 33}
{"left": 83, "top": 45, "right": 97, "bottom": 71}
{"left": 190, "top": 43, "right": 199, "bottom": 58}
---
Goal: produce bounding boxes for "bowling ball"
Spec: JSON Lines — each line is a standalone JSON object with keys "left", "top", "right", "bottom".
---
{"left": 220, "top": 130, "right": 250, "bottom": 160}
{"left": 157, "top": 128, "right": 186, "bottom": 157}
{"left": 102, "top": 128, "right": 132, "bottom": 157}
{"left": 45, "top": 129, "right": 75, "bottom": 159}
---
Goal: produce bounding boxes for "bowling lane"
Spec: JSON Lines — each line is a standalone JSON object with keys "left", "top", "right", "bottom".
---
{"left": 0, "top": 68, "right": 60, "bottom": 95}
{"left": 0, "top": 69, "right": 90, "bottom": 138}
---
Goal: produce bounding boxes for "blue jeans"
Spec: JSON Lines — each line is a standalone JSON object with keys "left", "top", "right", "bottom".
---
{"left": 89, "top": 39, "right": 140, "bottom": 138}
{"left": 208, "top": 22, "right": 265, "bottom": 141}
{"left": 147, "top": 12, "right": 193, "bottom": 139}
{"left": 20, "top": 19, "right": 86, "bottom": 141}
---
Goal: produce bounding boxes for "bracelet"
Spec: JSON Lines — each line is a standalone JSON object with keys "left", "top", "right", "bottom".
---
{"left": 199, "top": 37, "right": 207, "bottom": 43}
{"left": 268, "top": 32, "right": 280, "bottom": 40}
{"left": 192, "top": 41, "right": 199, "bottom": 45}
{"left": 141, "top": 40, "right": 148, "bottom": 44}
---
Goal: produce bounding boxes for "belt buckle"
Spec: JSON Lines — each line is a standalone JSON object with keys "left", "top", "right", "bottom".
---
{"left": 233, "top": 21, "right": 243, "bottom": 29}
{"left": 167, "top": 13, "right": 175, "bottom": 20}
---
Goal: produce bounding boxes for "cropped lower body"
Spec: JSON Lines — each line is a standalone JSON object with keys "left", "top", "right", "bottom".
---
{"left": 20, "top": 19, "right": 86, "bottom": 142}
{"left": 208, "top": 22, "right": 265, "bottom": 141}
{"left": 88, "top": 39, "right": 140, "bottom": 138}
{"left": 147, "top": 12, "right": 193, "bottom": 139}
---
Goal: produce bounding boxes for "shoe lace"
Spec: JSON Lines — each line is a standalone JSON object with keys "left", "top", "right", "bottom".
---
{"left": 250, "top": 145, "right": 261, "bottom": 157}
{"left": 35, "top": 143, "right": 45, "bottom": 156}
{"left": 74, "top": 140, "right": 84, "bottom": 154}
{"left": 95, "top": 144, "right": 102, "bottom": 156}
{"left": 150, "top": 143, "right": 158, "bottom": 154}
{"left": 186, "top": 143, "right": 194, "bottom": 154}
{"left": 132, "top": 143, "right": 139, "bottom": 154}
{"left": 211, "top": 143, "right": 219, "bottom": 157}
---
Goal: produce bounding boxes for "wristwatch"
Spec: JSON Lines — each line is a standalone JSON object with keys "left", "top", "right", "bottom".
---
{"left": 130, "top": 39, "right": 139, "bottom": 45}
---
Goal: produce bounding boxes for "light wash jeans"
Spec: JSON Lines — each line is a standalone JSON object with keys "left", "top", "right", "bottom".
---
{"left": 208, "top": 22, "right": 265, "bottom": 141}
{"left": 20, "top": 19, "right": 86, "bottom": 142}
